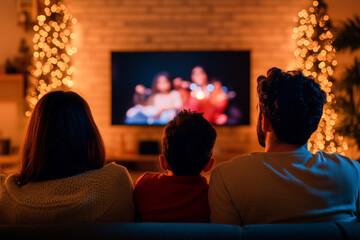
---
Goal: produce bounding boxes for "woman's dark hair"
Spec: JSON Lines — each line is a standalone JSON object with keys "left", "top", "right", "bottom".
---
{"left": 151, "top": 71, "right": 173, "bottom": 95}
{"left": 162, "top": 110, "right": 217, "bottom": 176}
{"left": 18, "top": 91, "right": 105, "bottom": 185}
{"left": 257, "top": 67, "right": 327, "bottom": 145}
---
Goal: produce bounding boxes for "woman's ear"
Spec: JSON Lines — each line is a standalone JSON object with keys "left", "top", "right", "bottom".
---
{"left": 203, "top": 158, "right": 215, "bottom": 173}
{"left": 159, "top": 155, "right": 171, "bottom": 171}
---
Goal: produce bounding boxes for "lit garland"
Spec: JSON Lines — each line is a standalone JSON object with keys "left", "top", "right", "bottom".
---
{"left": 26, "top": 0, "right": 77, "bottom": 116}
{"left": 292, "top": 0, "right": 347, "bottom": 154}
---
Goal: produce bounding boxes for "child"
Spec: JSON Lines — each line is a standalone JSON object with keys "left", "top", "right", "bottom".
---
{"left": 134, "top": 110, "right": 217, "bottom": 222}
{"left": 126, "top": 72, "right": 182, "bottom": 125}
{"left": 148, "top": 72, "right": 182, "bottom": 121}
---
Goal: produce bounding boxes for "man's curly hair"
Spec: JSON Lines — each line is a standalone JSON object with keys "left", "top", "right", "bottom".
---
{"left": 162, "top": 110, "right": 217, "bottom": 176}
{"left": 257, "top": 67, "right": 327, "bottom": 145}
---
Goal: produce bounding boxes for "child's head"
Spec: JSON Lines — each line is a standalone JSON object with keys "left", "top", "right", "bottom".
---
{"left": 152, "top": 72, "right": 173, "bottom": 94}
{"left": 210, "top": 78, "right": 223, "bottom": 91}
{"left": 161, "top": 110, "right": 217, "bottom": 176}
{"left": 191, "top": 66, "right": 208, "bottom": 86}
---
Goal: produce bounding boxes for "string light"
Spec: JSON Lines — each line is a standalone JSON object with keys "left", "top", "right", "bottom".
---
{"left": 26, "top": 0, "right": 77, "bottom": 116}
{"left": 293, "top": 0, "right": 347, "bottom": 154}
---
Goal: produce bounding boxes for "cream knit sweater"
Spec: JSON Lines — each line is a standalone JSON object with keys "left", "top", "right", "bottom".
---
{"left": 0, "top": 162, "right": 135, "bottom": 224}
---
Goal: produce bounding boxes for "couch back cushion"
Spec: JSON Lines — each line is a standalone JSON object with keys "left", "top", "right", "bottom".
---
{"left": 243, "top": 223, "right": 344, "bottom": 240}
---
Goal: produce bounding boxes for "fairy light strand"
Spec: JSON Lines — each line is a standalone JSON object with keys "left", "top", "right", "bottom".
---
{"left": 26, "top": 0, "right": 77, "bottom": 116}
{"left": 292, "top": 0, "right": 347, "bottom": 154}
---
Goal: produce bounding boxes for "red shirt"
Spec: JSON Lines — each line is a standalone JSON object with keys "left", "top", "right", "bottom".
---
{"left": 134, "top": 172, "right": 210, "bottom": 223}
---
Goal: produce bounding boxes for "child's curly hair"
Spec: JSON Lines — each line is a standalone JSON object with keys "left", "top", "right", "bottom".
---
{"left": 162, "top": 110, "right": 217, "bottom": 176}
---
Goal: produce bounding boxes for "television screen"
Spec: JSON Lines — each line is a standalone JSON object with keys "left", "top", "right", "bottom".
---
{"left": 112, "top": 51, "right": 250, "bottom": 126}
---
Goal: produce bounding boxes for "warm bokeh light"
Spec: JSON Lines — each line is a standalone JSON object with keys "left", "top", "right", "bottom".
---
{"left": 293, "top": 0, "right": 347, "bottom": 154}
{"left": 26, "top": 0, "right": 77, "bottom": 115}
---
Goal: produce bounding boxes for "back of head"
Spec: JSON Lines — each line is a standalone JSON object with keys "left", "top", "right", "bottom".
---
{"left": 19, "top": 91, "right": 105, "bottom": 184}
{"left": 257, "top": 67, "right": 326, "bottom": 145}
{"left": 162, "top": 110, "right": 217, "bottom": 176}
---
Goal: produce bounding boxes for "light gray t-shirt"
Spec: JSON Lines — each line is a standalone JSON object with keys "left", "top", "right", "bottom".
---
{"left": 209, "top": 148, "right": 360, "bottom": 225}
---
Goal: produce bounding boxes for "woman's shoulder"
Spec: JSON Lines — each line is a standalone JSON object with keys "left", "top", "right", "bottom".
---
{"left": 102, "top": 162, "right": 129, "bottom": 174}
{"left": 91, "top": 162, "right": 132, "bottom": 183}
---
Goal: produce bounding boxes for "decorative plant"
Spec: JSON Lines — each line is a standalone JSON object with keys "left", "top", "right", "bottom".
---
{"left": 5, "top": 38, "right": 31, "bottom": 75}
{"left": 333, "top": 15, "right": 360, "bottom": 157}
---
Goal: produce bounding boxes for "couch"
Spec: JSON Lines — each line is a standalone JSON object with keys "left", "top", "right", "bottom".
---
{"left": 0, "top": 222, "right": 359, "bottom": 240}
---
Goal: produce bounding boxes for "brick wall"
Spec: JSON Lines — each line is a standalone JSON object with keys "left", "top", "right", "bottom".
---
{"left": 67, "top": 0, "right": 308, "bottom": 159}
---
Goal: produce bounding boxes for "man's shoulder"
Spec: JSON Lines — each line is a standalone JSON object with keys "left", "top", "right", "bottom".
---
{"left": 214, "top": 152, "right": 260, "bottom": 173}
{"left": 315, "top": 151, "right": 360, "bottom": 171}
{"left": 316, "top": 151, "right": 355, "bottom": 161}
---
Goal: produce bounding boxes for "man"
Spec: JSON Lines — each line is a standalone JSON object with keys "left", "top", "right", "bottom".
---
{"left": 209, "top": 67, "right": 360, "bottom": 225}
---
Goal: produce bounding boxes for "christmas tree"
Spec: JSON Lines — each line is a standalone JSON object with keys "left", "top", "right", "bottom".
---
{"left": 26, "top": 0, "right": 77, "bottom": 116}
{"left": 292, "top": 0, "right": 347, "bottom": 154}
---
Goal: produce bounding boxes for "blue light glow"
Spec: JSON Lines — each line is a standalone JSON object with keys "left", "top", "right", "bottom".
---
{"left": 207, "top": 84, "right": 214, "bottom": 92}
{"left": 190, "top": 83, "right": 198, "bottom": 91}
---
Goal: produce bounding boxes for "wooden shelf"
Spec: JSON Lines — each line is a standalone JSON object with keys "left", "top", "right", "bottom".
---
{"left": 0, "top": 74, "right": 24, "bottom": 102}
{"left": 0, "top": 154, "right": 19, "bottom": 173}
{"left": 0, "top": 152, "right": 240, "bottom": 174}
{"left": 106, "top": 154, "right": 158, "bottom": 162}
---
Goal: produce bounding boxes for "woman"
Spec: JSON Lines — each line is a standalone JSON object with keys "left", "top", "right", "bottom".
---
{"left": 183, "top": 66, "right": 228, "bottom": 124}
{"left": 0, "top": 91, "right": 134, "bottom": 224}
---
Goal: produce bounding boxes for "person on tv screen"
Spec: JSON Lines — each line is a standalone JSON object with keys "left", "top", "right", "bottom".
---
{"left": 183, "top": 66, "right": 229, "bottom": 125}
{"left": 125, "top": 72, "right": 182, "bottom": 125}
{"left": 173, "top": 77, "right": 190, "bottom": 105}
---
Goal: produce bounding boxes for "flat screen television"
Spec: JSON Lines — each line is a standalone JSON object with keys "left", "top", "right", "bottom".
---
{"left": 111, "top": 51, "right": 250, "bottom": 126}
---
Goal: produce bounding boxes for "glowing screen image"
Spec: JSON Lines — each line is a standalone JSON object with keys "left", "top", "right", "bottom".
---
{"left": 112, "top": 51, "right": 250, "bottom": 125}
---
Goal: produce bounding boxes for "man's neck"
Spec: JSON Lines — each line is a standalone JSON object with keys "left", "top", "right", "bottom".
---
{"left": 265, "top": 144, "right": 306, "bottom": 153}
{"left": 265, "top": 133, "right": 307, "bottom": 152}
